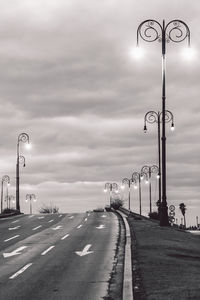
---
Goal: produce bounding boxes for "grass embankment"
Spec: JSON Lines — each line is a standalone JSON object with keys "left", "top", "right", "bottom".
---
{"left": 128, "top": 215, "right": 200, "bottom": 300}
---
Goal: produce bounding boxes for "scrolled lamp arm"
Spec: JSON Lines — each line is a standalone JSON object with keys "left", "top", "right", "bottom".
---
{"left": 144, "top": 111, "right": 159, "bottom": 132}
{"left": 19, "top": 155, "right": 26, "bottom": 167}
{"left": 150, "top": 165, "right": 159, "bottom": 174}
{"left": 18, "top": 133, "right": 29, "bottom": 144}
{"left": 2, "top": 175, "right": 10, "bottom": 184}
{"left": 137, "top": 19, "right": 163, "bottom": 45}
{"left": 165, "top": 20, "right": 190, "bottom": 45}
{"left": 141, "top": 165, "right": 150, "bottom": 175}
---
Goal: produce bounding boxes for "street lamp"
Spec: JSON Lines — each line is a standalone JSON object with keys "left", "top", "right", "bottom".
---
{"left": 137, "top": 19, "right": 191, "bottom": 226}
{"left": 1, "top": 175, "right": 10, "bottom": 213}
{"left": 141, "top": 165, "right": 159, "bottom": 214}
{"left": 104, "top": 182, "right": 118, "bottom": 207}
{"left": 26, "top": 194, "right": 36, "bottom": 215}
{"left": 131, "top": 171, "right": 144, "bottom": 215}
{"left": 16, "top": 133, "right": 30, "bottom": 212}
{"left": 121, "top": 177, "right": 136, "bottom": 211}
{"left": 144, "top": 110, "right": 174, "bottom": 214}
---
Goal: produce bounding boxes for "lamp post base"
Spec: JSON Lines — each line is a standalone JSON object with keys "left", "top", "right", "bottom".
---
{"left": 160, "top": 205, "right": 170, "bottom": 226}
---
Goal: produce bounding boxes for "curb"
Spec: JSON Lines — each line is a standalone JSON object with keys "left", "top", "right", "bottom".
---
{"left": 118, "top": 210, "right": 133, "bottom": 300}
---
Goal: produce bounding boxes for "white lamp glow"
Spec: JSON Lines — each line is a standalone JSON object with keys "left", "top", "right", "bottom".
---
{"left": 181, "top": 47, "right": 196, "bottom": 60}
{"left": 130, "top": 46, "right": 144, "bottom": 59}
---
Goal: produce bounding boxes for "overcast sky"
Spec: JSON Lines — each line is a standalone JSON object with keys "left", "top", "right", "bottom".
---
{"left": 0, "top": 0, "right": 199, "bottom": 226}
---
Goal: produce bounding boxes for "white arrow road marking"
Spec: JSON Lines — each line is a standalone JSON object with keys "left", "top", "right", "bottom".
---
{"left": 75, "top": 244, "right": 94, "bottom": 257}
{"left": 84, "top": 218, "right": 88, "bottom": 222}
{"left": 38, "top": 216, "right": 44, "bottom": 219}
{"left": 48, "top": 219, "right": 54, "bottom": 223}
{"left": 101, "top": 215, "right": 107, "bottom": 218}
{"left": 52, "top": 226, "right": 62, "bottom": 230}
{"left": 4, "top": 235, "right": 20, "bottom": 242}
{"left": 3, "top": 246, "right": 28, "bottom": 258}
{"left": 96, "top": 224, "right": 105, "bottom": 229}
{"left": 61, "top": 234, "right": 69, "bottom": 240}
{"left": 69, "top": 216, "right": 74, "bottom": 219}
{"left": 32, "top": 225, "right": 42, "bottom": 231}
{"left": 9, "top": 226, "right": 21, "bottom": 231}
{"left": 9, "top": 263, "right": 33, "bottom": 279}
{"left": 77, "top": 225, "right": 82, "bottom": 229}
{"left": 41, "top": 246, "right": 55, "bottom": 256}
{"left": 12, "top": 220, "right": 20, "bottom": 224}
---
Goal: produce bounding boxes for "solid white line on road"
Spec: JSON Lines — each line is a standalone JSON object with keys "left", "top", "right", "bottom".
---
{"left": 32, "top": 225, "right": 42, "bottom": 231}
{"left": 4, "top": 235, "right": 20, "bottom": 242}
{"left": 84, "top": 218, "right": 88, "bottom": 222}
{"left": 9, "top": 263, "right": 33, "bottom": 279}
{"left": 11, "top": 220, "right": 20, "bottom": 223}
{"left": 77, "top": 225, "right": 82, "bottom": 229}
{"left": 61, "top": 234, "right": 69, "bottom": 240}
{"left": 41, "top": 246, "right": 55, "bottom": 256}
{"left": 3, "top": 246, "right": 28, "bottom": 258}
{"left": 48, "top": 219, "right": 54, "bottom": 223}
{"left": 9, "top": 226, "right": 21, "bottom": 230}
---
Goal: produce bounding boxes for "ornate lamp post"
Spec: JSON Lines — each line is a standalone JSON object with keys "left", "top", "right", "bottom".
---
{"left": 104, "top": 182, "right": 118, "bottom": 207}
{"left": 131, "top": 172, "right": 143, "bottom": 215}
{"left": 26, "top": 194, "right": 36, "bottom": 214}
{"left": 16, "top": 133, "right": 30, "bottom": 212}
{"left": 121, "top": 177, "right": 136, "bottom": 211}
{"left": 141, "top": 165, "right": 159, "bottom": 214}
{"left": 144, "top": 110, "right": 174, "bottom": 214}
{"left": 137, "top": 19, "right": 190, "bottom": 226}
{"left": 1, "top": 175, "right": 10, "bottom": 213}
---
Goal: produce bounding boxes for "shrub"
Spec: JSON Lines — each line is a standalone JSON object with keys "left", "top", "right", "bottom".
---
{"left": 111, "top": 199, "right": 124, "bottom": 210}
{"left": 148, "top": 211, "right": 159, "bottom": 220}
{"left": 39, "top": 205, "right": 59, "bottom": 214}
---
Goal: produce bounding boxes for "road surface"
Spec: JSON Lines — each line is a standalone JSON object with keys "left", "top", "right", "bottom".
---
{"left": 0, "top": 211, "right": 119, "bottom": 299}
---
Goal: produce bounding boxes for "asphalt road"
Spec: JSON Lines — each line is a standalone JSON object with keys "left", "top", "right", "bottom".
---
{"left": 0, "top": 211, "right": 119, "bottom": 300}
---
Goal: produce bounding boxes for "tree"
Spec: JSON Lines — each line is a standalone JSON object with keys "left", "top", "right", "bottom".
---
{"left": 179, "top": 203, "right": 186, "bottom": 228}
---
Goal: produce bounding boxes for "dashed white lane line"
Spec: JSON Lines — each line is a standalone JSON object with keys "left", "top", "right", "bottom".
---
{"left": 32, "top": 225, "right": 42, "bottom": 231}
{"left": 61, "top": 234, "right": 69, "bottom": 240}
{"left": 38, "top": 216, "right": 44, "bottom": 219}
{"left": 9, "top": 263, "right": 33, "bottom": 279}
{"left": 41, "top": 246, "right": 55, "bottom": 256}
{"left": 48, "top": 219, "right": 54, "bottom": 223}
{"left": 4, "top": 235, "right": 20, "bottom": 242}
{"left": 9, "top": 226, "right": 21, "bottom": 231}
{"left": 84, "top": 218, "right": 88, "bottom": 222}
{"left": 77, "top": 225, "right": 82, "bottom": 229}
{"left": 28, "top": 215, "right": 34, "bottom": 218}
{"left": 69, "top": 216, "right": 74, "bottom": 219}
{"left": 11, "top": 220, "right": 20, "bottom": 224}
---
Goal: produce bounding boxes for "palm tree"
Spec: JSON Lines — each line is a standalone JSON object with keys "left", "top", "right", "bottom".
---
{"left": 179, "top": 203, "right": 186, "bottom": 228}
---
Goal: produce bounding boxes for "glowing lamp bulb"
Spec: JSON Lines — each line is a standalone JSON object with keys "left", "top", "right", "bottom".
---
{"left": 171, "top": 124, "right": 175, "bottom": 131}
{"left": 181, "top": 47, "right": 196, "bottom": 60}
{"left": 103, "top": 189, "right": 107, "bottom": 193}
{"left": 25, "top": 143, "right": 31, "bottom": 150}
{"left": 130, "top": 46, "right": 144, "bottom": 59}
{"left": 145, "top": 180, "right": 149, "bottom": 185}
{"left": 134, "top": 185, "right": 138, "bottom": 190}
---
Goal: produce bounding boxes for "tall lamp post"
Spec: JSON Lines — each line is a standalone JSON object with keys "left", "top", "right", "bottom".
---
{"left": 137, "top": 19, "right": 191, "bottom": 226}
{"left": 16, "top": 133, "right": 30, "bottom": 212}
{"left": 131, "top": 172, "right": 143, "bottom": 215}
{"left": 26, "top": 194, "right": 36, "bottom": 215}
{"left": 141, "top": 165, "right": 159, "bottom": 214}
{"left": 1, "top": 175, "right": 10, "bottom": 213}
{"left": 104, "top": 182, "right": 118, "bottom": 207}
{"left": 121, "top": 177, "right": 136, "bottom": 211}
{"left": 144, "top": 110, "right": 174, "bottom": 214}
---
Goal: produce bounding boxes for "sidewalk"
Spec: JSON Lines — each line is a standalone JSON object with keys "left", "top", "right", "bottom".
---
{"left": 127, "top": 214, "right": 200, "bottom": 300}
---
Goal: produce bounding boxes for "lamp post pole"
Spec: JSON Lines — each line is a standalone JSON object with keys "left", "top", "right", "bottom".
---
{"left": 141, "top": 165, "right": 159, "bottom": 214}
{"left": 121, "top": 178, "right": 134, "bottom": 211}
{"left": 16, "top": 133, "right": 30, "bottom": 212}
{"left": 144, "top": 110, "right": 174, "bottom": 215}
{"left": 104, "top": 182, "right": 118, "bottom": 207}
{"left": 131, "top": 172, "right": 142, "bottom": 215}
{"left": 26, "top": 194, "right": 36, "bottom": 215}
{"left": 1, "top": 175, "right": 10, "bottom": 213}
{"left": 137, "top": 19, "right": 190, "bottom": 226}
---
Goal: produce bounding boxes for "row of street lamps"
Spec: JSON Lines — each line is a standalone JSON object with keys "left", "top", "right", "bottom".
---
{"left": 0, "top": 132, "right": 35, "bottom": 214}
{"left": 104, "top": 19, "right": 191, "bottom": 226}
